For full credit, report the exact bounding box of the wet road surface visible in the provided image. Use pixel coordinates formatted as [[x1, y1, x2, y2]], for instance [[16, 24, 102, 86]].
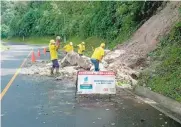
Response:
[[1, 44, 181, 127]]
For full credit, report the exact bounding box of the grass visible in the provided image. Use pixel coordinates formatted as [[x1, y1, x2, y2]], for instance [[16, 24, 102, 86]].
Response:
[[2, 36, 54, 45], [138, 21, 181, 102], [117, 81, 130, 86], [0, 43, 9, 51]]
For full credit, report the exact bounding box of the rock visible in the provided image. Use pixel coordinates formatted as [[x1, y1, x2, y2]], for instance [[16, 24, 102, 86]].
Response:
[[73, 66, 81, 70], [77, 56, 92, 70], [61, 52, 91, 70], [104, 50, 125, 64], [66, 52, 79, 65], [111, 123, 115, 126], [35, 72, 39, 74], [46, 63, 52, 66], [140, 119, 146, 122], [104, 49, 111, 55], [56, 76, 63, 80], [102, 60, 108, 68], [61, 56, 71, 67], [131, 79, 137, 86]]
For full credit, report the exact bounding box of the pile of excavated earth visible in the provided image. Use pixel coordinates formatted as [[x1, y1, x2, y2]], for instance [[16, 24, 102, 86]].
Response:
[[21, 2, 180, 88]]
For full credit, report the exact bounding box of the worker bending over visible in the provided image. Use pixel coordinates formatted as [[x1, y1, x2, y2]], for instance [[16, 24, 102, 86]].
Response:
[[49, 40, 60, 75], [77, 42, 85, 56], [91, 43, 105, 71], [63, 42, 74, 54]]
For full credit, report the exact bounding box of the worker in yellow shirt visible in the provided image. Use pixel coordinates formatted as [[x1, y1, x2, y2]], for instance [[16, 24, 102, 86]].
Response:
[[77, 42, 85, 56], [63, 42, 74, 54], [91, 43, 105, 71], [49, 39, 60, 75]]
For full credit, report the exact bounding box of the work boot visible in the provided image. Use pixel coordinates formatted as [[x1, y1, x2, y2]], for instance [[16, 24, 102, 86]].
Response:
[[50, 68, 54, 75]]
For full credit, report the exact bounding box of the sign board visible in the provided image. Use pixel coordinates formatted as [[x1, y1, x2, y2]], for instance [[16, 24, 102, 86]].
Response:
[[77, 71, 116, 94]]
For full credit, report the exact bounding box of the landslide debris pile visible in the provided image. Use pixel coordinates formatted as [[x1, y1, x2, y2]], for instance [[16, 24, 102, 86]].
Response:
[[21, 2, 180, 87], [21, 52, 108, 82], [104, 2, 180, 85]]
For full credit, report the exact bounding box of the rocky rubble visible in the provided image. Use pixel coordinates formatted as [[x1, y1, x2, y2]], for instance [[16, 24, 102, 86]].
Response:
[[21, 50, 139, 87], [102, 2, 180, 86], [61, 52, 92, 70], [20, 52, 93, 82]]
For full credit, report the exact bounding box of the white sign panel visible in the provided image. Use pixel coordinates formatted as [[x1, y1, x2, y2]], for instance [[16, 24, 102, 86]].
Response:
[[77, 71, 116, 94]]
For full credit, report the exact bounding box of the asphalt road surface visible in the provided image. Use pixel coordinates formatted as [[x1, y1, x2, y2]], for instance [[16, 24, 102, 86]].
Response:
[[1, 44, 181, 127]]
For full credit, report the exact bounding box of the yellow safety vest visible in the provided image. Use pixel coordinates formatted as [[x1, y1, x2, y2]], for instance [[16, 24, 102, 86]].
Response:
[[49, 43, 58, 60], [91, 47, 104, 61]]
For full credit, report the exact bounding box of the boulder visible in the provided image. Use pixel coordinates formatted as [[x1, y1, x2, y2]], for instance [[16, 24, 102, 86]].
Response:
[[77, 56, 92, 70], [66, 52, 79, 65], [61, 56, 71, 67], [61, 52, 91, 70]]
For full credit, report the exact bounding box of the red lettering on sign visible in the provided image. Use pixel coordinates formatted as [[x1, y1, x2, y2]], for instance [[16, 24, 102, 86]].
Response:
[[103, 88, 108, 91], [78, 71, 115, 75]]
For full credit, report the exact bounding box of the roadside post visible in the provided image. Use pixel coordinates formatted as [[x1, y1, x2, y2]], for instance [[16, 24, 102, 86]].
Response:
[[76, 71, 116, 97]]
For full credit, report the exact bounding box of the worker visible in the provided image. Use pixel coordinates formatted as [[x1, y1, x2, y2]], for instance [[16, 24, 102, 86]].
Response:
[[77, 42, 85, 56], [91, 43, 105, 71], [63, 42, 74, 54], [49, 39, 60, 75], [55, 36, 61, 51]]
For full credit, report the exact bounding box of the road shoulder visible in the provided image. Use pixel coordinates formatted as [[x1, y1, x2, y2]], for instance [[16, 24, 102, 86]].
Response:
[[116, 86, 181, 124]]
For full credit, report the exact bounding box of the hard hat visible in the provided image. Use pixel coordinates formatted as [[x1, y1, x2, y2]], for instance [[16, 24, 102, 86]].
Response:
[[69, 42, 73, 45], [100, 43, 105, 48], [56, 36, 61, 40], [82, 42, 85, 45], [50, 39, 55, 44]]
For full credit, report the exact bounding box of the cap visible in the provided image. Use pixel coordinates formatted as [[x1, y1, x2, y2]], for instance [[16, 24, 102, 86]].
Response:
[[100, 43, 105, 48], [50, 39, 55, 44]]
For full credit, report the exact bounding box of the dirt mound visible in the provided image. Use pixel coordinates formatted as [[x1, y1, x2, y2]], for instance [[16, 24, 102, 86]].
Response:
[[105, 2, 181, 85]]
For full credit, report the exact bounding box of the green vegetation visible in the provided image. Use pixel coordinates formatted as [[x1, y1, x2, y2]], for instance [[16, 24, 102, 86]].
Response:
[[117, 80, 130, 86], [67, 36, 105, 56], [0, 43, 9, 51], [1, 1, 163, 48], [2, 36, 53, 45], [138, 21, 181, 102]]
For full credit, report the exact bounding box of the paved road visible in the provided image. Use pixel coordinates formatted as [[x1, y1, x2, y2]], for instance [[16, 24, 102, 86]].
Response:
[[1, 44, 181, 127]]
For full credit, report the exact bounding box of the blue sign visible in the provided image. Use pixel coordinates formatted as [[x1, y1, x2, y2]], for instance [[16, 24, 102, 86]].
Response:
[[80, 84, 92, 89]]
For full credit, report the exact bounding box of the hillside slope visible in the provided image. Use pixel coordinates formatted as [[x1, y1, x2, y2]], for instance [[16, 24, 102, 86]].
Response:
[[104, 2, 181, 85]]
